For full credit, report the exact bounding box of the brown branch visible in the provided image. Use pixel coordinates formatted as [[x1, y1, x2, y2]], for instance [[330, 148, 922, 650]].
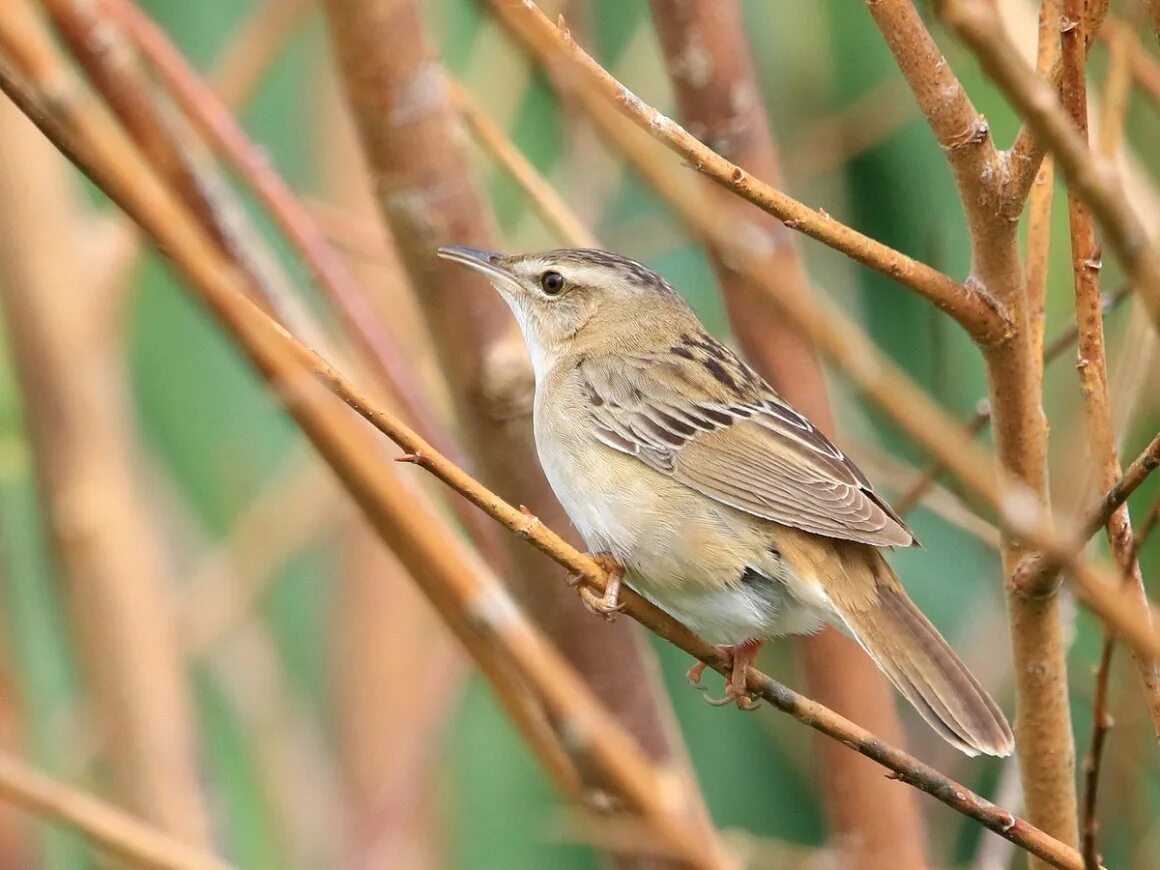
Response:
[[449, 78, 597, 248], [0, 58, 1091, 870], [1061, 0, 1160, 735], [491, 2, 1009, 346], [318, 0, 716, 848], [1068, 9, 1158, 860], [1080, 642, 1114, 870], [209, 0, 313, 108], [942, 0, 1160, 338], [648, 2, 927, 866], [0, 751, 226, 870]]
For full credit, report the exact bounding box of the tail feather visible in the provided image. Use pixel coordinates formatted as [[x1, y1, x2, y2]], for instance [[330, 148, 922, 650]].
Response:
[[832, 556, 1014, 758]]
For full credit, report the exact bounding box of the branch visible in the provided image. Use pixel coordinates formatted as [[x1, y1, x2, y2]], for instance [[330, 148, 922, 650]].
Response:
[[0, 751, 226, 870], [492, 1, 1009, 345], [209, 0, 312, 108], [449, 78, 597, 248], [941, 0, 1160, 339], [0, 59, 1090, 870]]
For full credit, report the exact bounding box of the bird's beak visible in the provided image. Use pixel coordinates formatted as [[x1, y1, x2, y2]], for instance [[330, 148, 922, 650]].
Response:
[[436, 245, 516, 288]]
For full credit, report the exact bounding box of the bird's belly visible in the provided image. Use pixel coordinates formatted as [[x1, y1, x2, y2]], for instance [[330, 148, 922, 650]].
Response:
[[537, 435, 824, 644]]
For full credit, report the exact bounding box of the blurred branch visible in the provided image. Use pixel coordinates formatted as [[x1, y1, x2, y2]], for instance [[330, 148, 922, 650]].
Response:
[[0, 20, 210, 844], [40, 0, 310, 334], [784, 78, 917, 180], [209, 0, 313, 108], [648, 2, 927, 866], [491, 3, 1009, 346], [450, 78, 597, 248], [488, 0, 1160, 665], [0, 752, 226, 870], [0, 54, 1093, 868]]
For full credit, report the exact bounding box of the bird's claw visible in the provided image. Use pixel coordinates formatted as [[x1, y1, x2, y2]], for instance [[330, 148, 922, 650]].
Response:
[[570, 552, 626, 622], [704, 689, 761, 711], [577, 583, 625, 621], [685, 661, 708, 690]]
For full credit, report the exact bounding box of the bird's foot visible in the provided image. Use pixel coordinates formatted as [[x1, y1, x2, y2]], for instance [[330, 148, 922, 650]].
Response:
[[688, 639, 764, 711], [567, 552, 626, 621]]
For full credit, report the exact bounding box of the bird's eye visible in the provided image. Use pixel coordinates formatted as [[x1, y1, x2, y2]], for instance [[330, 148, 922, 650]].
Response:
[[540, 271, 565, 295]]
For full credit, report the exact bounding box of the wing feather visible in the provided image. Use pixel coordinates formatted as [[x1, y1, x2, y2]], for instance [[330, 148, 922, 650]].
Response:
[[581, 352, 915, 548]]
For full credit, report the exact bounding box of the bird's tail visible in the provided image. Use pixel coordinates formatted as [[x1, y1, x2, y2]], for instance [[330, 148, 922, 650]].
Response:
[[829, 550, 1014, 757]]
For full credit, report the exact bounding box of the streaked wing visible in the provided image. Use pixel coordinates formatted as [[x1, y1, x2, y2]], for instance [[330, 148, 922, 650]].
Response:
[[579, 346, 916, 548]]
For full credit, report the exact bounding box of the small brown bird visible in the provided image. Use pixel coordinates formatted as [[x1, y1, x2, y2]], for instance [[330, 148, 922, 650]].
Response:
[[438, 245, 1013, 758]]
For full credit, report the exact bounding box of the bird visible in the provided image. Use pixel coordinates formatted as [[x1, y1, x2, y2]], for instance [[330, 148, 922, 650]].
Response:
[[437, 244, 1014, 758]]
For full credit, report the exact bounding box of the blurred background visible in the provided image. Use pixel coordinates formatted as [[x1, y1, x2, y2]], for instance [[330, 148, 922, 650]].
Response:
[[0, 0, 1159, 867]]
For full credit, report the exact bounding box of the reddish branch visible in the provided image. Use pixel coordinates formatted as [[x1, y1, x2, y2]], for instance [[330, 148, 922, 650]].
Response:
[[648, 2, 927, 866]]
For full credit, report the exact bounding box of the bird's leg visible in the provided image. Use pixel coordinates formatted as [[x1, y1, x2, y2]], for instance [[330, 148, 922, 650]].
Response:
[[693, 639, 764, 711], [567, 552, 626, 621]]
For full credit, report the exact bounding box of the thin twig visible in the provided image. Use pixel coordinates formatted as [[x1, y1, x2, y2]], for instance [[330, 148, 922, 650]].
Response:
[[1080, 641, 1114, 870], [209, 0, 313, 107], [0, 60, 1088, 869], [450, 78, 597, 248]]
